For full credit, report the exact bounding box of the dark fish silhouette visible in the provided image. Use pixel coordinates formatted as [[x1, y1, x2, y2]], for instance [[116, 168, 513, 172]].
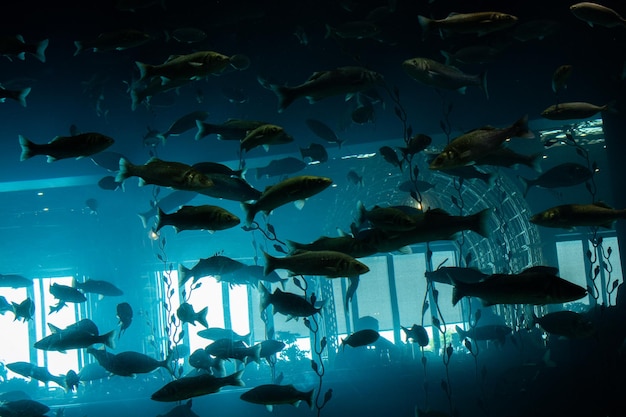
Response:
[[116, 302, 133, 338]]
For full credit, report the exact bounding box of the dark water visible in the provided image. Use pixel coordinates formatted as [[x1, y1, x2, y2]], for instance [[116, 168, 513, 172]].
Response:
[[1, 1, 626, 417]]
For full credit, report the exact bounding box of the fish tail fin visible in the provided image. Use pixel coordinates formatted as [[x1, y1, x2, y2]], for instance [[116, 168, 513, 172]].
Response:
[[454, 325, 467, 339], [135, 61, 152, 81], [155, 207, 165, 232], [52, 374, 67, 389], [304, 389, 315, 409], [356, 200, 367, 225], [102, 329, 117, 349], [34, 38, 49, 63], [195, 119, 213, 140], [417, 15, 432, 38], [270, 84, 295, 113], [73, 40, 83, 56], [115, 157, 132, 183], [137, 211, 150, 228], [324, 24, 333, 39], [19, 135, 35, 161], [528, 153, 543, 173], [451, 279, 467, 306], [178, 265, 192, 287], [16, 87, 31, 107], [228, 369, 246, 387], [197, 306, 209, 328], [259, 282, 271, 311], [262, 251, 276, 276], [515, 114, 535, 139], [241, 202, 257, 226], [470, 208, 491, 238], [248, 343, 262, 364], [518, 175, 530, 198], [479, 70, 489, 100], [130, 88, 142, 111]]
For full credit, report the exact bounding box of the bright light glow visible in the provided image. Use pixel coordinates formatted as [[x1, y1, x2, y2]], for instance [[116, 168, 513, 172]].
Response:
[[37, 192, 44, 196], [185, 276, 224, 352], [229, 285, 250, 338], [43, 208, 49, 212], [0, 288, 30, 366], [149, 229, 159, 240], [340, 152, 376, 160]]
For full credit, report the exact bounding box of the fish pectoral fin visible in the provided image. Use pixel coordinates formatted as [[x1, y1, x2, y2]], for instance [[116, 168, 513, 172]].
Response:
[[294, 200, 305, 210], [265, 405, 273, 412]]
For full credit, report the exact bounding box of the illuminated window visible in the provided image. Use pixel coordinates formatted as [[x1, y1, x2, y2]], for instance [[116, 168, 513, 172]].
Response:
[[0, 287, 30, 365], [556, 240, 589, 305]]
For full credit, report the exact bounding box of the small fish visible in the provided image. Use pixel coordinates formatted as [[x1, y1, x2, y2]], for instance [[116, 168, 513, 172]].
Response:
[[116, 157, 214, 191], [85, 198, 98, 214], [540, 101, 609, 120], [379, 146, 403, 171], [205, 339, 261, 364], [552, 65, 573, 93], [403, 57, 488, 98], [89, 350, 170, 377], [0, 296, 12, 314], [305, 118, 344, 147], [178, 254, 246, 287], [240, 124, 293, 152], [157, 400, 201, 417], [151, 370, 244, 402], [255, 157, 307, 179], [176, 302, 208, 328], [189, 349, 224, 374], [74, 278, 123, 297], [259, 283, 323, 319], [242, 175, 333, 225], [455, 324, 512, 344], [12, 297, 35, 322], [49, 283, 86, 304], [294, 26, 309, 45], [263, 250, 370, 278], [418, 11, 518, 38], [116, 302, 133, 338], [530, 310, 595, 339], [196, 174, 262, 202], [0, 274, 32, 288], [260, 66, 383, 112], [161, 111, 210, 140], [341, 329, 380, 350], [240, 384, 314, 412], [155, 205, 240, 233], [530, 202, 626, 230], [401, 324, 429, 346], [195, 118, 268, 141], [19, 133, 114, 162], [74, 29, 151, 55], [519, 162, 592, 197], [0, 35, 49, 62], [346, 169, 364, 186], [570, 2, 626, 28], [351, 102, 375, 124], [259, 340, 286, 361], [399, 134, 432, 159], [0, 85, 31, 107], [300, 143, 328, 163]]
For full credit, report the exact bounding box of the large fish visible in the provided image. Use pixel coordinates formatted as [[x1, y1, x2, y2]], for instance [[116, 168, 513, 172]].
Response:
[[155, 205, 240, 233], [197, 327, 251, 343], [0, 399, 50, 417], [451, 266, 587, 306], [136, 51, 249, 82], [178, 254, 246, 287], [240, 124, 293, 152], [195, 118, 268, 141], [34, 318, 116, 352], [428, 116, 534, 170], [305, 119, 345, 147], [403, 57, 488, 98], [286, 235, 378, 259], [418, 12, 518, 38], [240, 384, 314, 412], [519, 162, 592, 197], [74, 278, 123, 297], [530, 310, 595, 339], [194, 174, 261, 203], [242, 175, 332, 225], [0, 274, 32, 288], [87, 349, 171, 377], [259, 283, 322, 319], [530, 202, 626, 230], [49, 283, 86, 303], [260, 66, 383, 112], [570, 2, 626, 28], [74, 29, 152, 55], [19, 133, 114, 162], [425, 266, 490, 285], [156, 399, 200, 417], [161, 111, 210, 140], [116, 157, 214, 191], [6, 362, 66, 388], [263, 250, 370, 278], [151, 370, 244, 402], [541, 101, 609, 120]]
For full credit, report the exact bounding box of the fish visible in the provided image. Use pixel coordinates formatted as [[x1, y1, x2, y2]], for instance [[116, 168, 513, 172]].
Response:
[[347, 169, 364, 186], [474, 148, 542, 172], [540, 102, 609, 120], [88, 349, 171, 377], [137, 190, 196, 228], [300, 143, 329, 163], [240, 124, 294, 152], [403, 57, 488, 98], [401, 324, 429, 346], [351, 102, 376, 124], [529, 202, 626, 230], [12, 297, 34, 321], [259, 283, 323, 319], [570, 2, 626, 28], [286, 235, 378, 259], [0, 274, 32, 288], [191, 161, 245, 178], [19, 133, 114, 162], [530, 310, 595, 339], [425, 266, 490, 285], [0, 35, 49, 62], [255, 157, 307, 179], [176, 302, 208, 327], [78, 362, 110, 381], [440, 45, 502, 66], [151, 370, 244, 402], [399, 134, 432, 159], [0, 85, 31, 107], [6, 362, 67, 388], [195, 174, 261, 202], [263, 249, 370, 278], [116, 302, 133, 338], [189, 349, 224, 374], [305, 119, 345, 147], [417, 12, 518, 38], [197, 327, 251, 344], [0, 295, 12, 314], [49, 283, 86, 304], [161, 111, 210, 140], [73, 278, 123, 297], [428, 115, 534, 170], [136, 51, 249, 83], [205, 338, 262, 364], [518, 162, 592, 197], [341, 329, 380, 350], [116, 157, 214, 191], [99, 175, 125, 191], [178, 254, 246, 287], [455, 324, 512, 344], [169, 27, 208, 43], [357, 201, 419, 231], [260, 66, 383, 112], [195, 118, 268, 141], [451, 266, 588, 306], [379, 146, 403, 170], [240, 384, 314, 412], [241, 175, 333, 225], [552, 65, 573, 93], [155, 205, 240, 233], [129, 77, 190, 111], [259, 340, 286, 360], [74, 29, 151, 55], [157, 399, 200, 417], [0, 399, 50, 417], [34, 320, 116, 352], [433, 164, 496, 186]]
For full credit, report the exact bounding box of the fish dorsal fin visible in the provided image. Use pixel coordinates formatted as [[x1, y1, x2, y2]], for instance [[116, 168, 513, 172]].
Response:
[[294, 200, 305, 210], [49, 136, 64, 144], [593, 201, 613, 209], [520, 266, 558, 276], [165, 55, 182, 63], [48, 323, 62, 333]]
